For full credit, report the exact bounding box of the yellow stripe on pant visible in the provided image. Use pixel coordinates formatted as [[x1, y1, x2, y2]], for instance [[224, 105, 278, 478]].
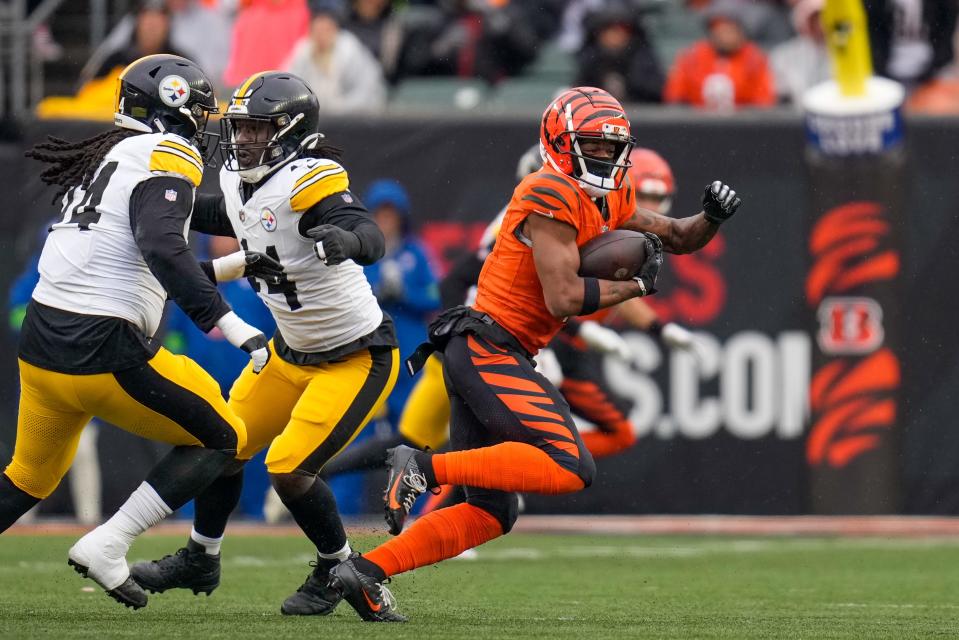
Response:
[[398, 354, 452, 451], [7, 349, 245, 499], [228, 340, 399, 475]]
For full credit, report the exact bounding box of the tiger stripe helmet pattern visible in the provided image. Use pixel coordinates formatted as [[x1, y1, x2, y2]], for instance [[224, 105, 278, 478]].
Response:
[[540, 87, 635, 197]]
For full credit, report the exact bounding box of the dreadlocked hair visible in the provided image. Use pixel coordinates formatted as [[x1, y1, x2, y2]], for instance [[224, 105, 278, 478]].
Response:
[[25, 129, 142, 204], [302, 139, 343, 163]]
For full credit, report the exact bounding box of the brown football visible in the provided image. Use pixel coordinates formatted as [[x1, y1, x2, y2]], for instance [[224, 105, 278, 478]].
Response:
[[578, 230, 648, 281]]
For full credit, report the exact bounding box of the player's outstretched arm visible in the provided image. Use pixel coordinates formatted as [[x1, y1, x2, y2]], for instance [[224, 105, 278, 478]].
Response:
[[622, 181, 742, 254], [526, 213, 661, 319]]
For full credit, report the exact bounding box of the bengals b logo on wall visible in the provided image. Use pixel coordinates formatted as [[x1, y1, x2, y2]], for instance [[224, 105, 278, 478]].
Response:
[[806, 201, 900, 469], [817, 297, 884, 355]]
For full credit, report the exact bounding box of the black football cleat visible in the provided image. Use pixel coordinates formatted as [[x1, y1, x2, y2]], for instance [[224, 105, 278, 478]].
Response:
[[130, 540, 220, 596], [281, 557, 343, 615], [328, 555, 407, 622], [384, 445, 430, 535]]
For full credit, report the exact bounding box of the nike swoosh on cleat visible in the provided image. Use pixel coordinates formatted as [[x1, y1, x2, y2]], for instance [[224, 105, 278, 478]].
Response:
[[387, 476, 402, 510], [361, 589, 382, 612]]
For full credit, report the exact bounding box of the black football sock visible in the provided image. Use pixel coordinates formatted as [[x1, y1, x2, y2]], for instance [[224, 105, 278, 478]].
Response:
[[0, 474, 40, 533], [320, 432, 410, 478], [276, 475, 349, 560], [413, 450, 438, 488], [145, 445, 233, 512], [193, 464, 244, 540]]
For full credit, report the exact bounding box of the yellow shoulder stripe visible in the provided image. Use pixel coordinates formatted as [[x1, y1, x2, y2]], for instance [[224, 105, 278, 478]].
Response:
[[290, 168, 350, 212], [150, 148, 203, 187], [158, 140, 202, 166], [293, 162, 343, 191]]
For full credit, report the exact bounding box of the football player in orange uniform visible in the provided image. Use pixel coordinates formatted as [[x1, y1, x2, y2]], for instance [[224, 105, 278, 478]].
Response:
[[319, 148, 697, 507], [328, 87, 742, 621], [553, 146, 701, 458]]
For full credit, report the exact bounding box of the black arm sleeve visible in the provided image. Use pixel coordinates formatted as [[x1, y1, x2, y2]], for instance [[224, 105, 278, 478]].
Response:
[[297, 191, 385, 265], [199, 260, 217, 285], [190, 192, 235, 237], [130, 177, 231, 332], [439, 252, 484, 309]]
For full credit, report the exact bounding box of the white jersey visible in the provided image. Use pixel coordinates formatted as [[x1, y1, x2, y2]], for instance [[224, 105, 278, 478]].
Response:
[[32, 132, 205, 337], [219, 158, 382, 353]]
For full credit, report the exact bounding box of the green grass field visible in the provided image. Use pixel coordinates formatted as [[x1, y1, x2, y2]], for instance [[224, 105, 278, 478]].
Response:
[[1, 532, 958, 639]]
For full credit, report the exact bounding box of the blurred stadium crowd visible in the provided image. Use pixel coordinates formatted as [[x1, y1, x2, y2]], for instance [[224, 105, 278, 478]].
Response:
[[28, 0, 959, 117]]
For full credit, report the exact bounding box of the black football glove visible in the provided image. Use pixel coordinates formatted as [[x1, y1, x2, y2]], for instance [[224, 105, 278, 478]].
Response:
[[307, 224, 361, 266], [242, 251, 284, 284], [702, 181, 742, 225], [633, 232, 663, 296]]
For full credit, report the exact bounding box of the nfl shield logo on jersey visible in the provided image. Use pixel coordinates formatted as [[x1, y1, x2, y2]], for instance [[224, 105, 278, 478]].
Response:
[[261, 208, 277, 231], [164, 189, 178, 202]]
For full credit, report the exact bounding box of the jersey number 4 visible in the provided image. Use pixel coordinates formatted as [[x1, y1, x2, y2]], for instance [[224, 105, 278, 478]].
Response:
[[240, 240, 302, 311], [58, 161, 119, 230]]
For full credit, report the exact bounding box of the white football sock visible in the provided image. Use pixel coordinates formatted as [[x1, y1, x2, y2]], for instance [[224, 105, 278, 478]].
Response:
[[100, 482, 172, 548], [317, 541, 352, 563], [190, 528, 224, 556]]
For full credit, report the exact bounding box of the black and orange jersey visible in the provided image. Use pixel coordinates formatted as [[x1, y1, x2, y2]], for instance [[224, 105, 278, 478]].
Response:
[[474, 166, 635, 354]]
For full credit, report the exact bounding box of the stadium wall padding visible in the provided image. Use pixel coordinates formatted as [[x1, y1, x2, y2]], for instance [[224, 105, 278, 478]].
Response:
[[1, 114, 958, 515]]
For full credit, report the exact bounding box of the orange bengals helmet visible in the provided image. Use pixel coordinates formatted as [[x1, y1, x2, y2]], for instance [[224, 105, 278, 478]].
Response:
[[628, 148, 675, 214], [540, 86, 635, 197]]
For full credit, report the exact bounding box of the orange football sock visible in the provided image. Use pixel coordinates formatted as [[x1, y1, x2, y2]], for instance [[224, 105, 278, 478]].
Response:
[[432, 442, 585, 494], [364, 503, 503, 577], [580, 424, 636, 459]]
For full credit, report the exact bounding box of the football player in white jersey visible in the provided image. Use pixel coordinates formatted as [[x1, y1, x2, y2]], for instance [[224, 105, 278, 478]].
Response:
[[131, 71, 401, 618], [0, 55, 282, 609]]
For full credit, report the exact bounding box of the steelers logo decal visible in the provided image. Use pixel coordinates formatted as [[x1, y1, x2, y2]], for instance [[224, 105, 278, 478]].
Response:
[[159, 75, 191, 108], [261, 208, 277, 232]]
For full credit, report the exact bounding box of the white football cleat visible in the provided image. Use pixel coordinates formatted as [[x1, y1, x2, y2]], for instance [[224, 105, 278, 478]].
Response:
[[68, 528, 147, 609]]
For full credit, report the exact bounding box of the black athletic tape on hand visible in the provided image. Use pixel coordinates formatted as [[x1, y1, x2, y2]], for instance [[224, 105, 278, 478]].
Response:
[[581, 278, 600, 316]]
